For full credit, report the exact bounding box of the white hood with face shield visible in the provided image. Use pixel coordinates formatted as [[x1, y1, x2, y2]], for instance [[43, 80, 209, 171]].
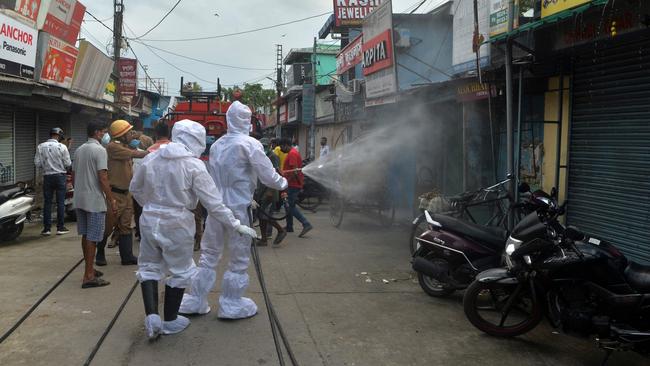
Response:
[[226, 101, 252, 135], [171, 119, 206, 158]]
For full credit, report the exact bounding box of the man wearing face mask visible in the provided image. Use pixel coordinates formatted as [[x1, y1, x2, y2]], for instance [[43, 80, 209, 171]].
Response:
[[130, 119, 258, 339], [180, 101, 288, 319], [95, 120, 149, 266]]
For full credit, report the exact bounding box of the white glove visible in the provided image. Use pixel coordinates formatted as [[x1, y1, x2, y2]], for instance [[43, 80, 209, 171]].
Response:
[[251, 200, 260, 209], [236, 225, 259, 239]]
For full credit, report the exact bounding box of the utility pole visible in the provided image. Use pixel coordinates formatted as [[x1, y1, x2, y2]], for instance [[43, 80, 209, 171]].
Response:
[[309, 36, 317, 160], [275, 44, 283, 139], [113, 0, 124, 105], [505, 0, 514, 230]]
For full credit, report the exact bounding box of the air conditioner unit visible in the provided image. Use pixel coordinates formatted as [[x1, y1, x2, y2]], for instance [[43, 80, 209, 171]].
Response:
[[347, 79, 363, 94]]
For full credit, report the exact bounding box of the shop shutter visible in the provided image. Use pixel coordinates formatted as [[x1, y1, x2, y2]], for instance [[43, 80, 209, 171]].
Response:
[[38, 112, 67, 144], [14, 109, 37, 182], [0, 105, 14, 184], [68, 117, 89, 159], [568, 34, 650, 263]]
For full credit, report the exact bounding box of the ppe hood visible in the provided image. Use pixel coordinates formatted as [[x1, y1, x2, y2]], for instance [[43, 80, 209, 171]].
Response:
[[226, 101, 252, 135], [170, 119, 206, 158]]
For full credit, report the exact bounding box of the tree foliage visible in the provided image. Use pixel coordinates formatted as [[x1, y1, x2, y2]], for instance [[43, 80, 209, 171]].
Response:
[[223, 83, 276, 111]]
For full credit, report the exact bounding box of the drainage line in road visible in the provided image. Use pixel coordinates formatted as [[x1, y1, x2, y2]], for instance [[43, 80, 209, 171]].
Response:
[[0, 257, 84, 345], [83, 280, 139, 366]]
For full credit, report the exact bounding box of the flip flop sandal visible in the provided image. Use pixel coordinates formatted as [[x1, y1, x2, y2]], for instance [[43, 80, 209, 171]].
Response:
[[82, 278, 111, 289]]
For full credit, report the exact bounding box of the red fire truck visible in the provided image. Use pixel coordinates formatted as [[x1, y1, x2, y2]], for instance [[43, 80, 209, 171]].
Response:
[[163, 79, 263, 159]]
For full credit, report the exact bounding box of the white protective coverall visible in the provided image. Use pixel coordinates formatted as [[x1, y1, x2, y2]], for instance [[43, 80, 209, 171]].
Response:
[[131, 120, 249, 289], [180, 101, 288, 319]]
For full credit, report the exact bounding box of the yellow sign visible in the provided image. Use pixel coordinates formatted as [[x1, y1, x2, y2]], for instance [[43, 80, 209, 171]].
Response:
[[541, 0, 591, 18]]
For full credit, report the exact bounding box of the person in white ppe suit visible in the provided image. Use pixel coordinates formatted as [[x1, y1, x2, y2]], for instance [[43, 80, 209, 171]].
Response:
[[130, 119, 258, 339], [180, 101, 288, 319]]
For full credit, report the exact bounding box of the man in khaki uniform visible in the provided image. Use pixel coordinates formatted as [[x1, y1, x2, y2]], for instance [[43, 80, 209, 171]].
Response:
[[96, 120, 149, 266]]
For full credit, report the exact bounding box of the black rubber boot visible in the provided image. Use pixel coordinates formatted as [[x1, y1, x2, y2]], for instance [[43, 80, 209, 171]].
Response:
[[119, 234, 138, 265], [95, 238, 107, 266], [164, 286, 185, 321], [141, 280, 159, 315]]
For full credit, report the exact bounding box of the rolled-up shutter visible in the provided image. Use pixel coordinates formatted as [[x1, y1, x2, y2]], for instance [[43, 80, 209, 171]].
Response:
[[14, 109, 37, 182], [0, 105, 14, 185], [568, 34, 650, 263]]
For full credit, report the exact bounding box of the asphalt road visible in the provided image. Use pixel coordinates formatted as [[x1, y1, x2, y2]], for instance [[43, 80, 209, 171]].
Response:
[[0, 207, 646, 365]]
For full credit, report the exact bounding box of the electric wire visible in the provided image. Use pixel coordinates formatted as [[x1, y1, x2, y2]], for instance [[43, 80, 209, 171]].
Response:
[[126, 43, 165, 94], [132, 12, 331, 42], [0, 258, 85, 345], [135, 41, 217, 85], [132, 0, 183, 39], [130, 40, 274, 71], [84, 10, 113, 33], [83, 280, 139, 366]]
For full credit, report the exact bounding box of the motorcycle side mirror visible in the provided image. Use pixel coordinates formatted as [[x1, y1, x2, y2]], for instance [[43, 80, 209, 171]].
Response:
[[518, 182, 531, 193], [564, 226, 584, 241]]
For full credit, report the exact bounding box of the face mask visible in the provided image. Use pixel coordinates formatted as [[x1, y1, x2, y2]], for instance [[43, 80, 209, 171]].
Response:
[[101, 133, 111, 146], [129, 139, 141, 149]]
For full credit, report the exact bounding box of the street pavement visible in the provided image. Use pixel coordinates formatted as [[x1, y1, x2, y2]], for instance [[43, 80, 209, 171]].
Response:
[[0, 207, 647, 366]]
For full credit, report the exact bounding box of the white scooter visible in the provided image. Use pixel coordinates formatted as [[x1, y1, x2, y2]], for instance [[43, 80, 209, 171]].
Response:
[[0, 182, 35, 242]]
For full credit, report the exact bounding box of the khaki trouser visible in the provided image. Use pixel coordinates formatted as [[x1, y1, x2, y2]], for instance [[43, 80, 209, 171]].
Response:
[[104, 192, 133, 238]]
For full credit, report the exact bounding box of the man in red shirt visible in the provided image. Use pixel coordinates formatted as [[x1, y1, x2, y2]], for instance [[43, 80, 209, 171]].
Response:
[[280, 138, 313, 237]]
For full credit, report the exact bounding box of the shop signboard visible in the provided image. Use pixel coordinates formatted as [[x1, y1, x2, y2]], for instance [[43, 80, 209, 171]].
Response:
[[452, 0, 490, 74], [489, 0, 518, 37], [288, 97, 297, 122], [71, 40, 113, 100], [103, 77, 115, 102], [336, 33, 362, 75], [0, 11, 37, 78], [456, 82, 496, 102], [118, 58, 137, 98], [362, 0, 396, 104], [0, 0, 42, 25], [542, 0, 590, 18], [35, 31, 77, 88], [37, 0, 85, 45], [333, 0, 382, 27]]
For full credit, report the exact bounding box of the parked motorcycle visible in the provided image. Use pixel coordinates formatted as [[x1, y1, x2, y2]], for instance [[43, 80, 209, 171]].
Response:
[[0, 182, 35, 242], [462, 197, 650, 360], [411, 184, 550, 297]]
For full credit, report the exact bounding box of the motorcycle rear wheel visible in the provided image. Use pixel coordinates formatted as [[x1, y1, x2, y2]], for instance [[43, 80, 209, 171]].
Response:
[[1, 222, 24, 242], [417, 272, 455, 297], [463, 280, 542, 337]]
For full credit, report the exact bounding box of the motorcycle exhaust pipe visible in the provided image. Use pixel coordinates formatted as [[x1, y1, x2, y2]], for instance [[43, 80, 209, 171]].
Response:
[[412, 257, 450, 282]]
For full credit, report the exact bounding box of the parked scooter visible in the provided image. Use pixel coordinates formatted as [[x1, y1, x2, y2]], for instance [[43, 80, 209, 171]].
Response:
[[0, 182, 35, 242], [411, 184, 550, 297], [462, 196, 650, 361]]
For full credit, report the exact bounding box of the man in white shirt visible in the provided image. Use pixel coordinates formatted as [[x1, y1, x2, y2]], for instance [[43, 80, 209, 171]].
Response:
[[34, 127, 72, 236], [319, 137, 330, 159]]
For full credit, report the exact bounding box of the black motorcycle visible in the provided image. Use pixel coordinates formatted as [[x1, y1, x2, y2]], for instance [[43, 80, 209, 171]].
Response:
[[462, 197, 650, 361]]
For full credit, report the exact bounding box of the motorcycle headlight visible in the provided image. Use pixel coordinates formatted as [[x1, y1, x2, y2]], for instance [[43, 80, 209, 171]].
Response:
[[505, 237, 523, 269]]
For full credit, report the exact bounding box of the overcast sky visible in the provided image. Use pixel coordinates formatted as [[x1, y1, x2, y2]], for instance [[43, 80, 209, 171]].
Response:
[[81, 0, 449, 96]]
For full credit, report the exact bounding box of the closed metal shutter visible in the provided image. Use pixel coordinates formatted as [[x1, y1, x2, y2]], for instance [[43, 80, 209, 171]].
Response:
[[38, 112, 68, 144], [69, 115, 89, 159], [568, 34, 650, 263], [14, 109, 37, 182], [0, 105, 14, 184]]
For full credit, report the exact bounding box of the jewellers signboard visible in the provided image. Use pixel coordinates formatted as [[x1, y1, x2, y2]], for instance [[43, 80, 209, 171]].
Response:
[[542, 0, 590, 18], [0, 12, 37, 78], [362, 0, 396, 104], [336, 33, 362, 75], [334, 0, 382, 27]]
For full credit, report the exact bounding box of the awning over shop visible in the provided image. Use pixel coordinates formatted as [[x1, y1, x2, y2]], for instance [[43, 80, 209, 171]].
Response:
[[486, 0, 608, 43]]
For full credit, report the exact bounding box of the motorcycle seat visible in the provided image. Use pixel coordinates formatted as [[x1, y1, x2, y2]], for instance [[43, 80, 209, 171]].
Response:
[[624, 261, 650, 293], [432, 213, 507, 249], [0, 187, 23, 206]]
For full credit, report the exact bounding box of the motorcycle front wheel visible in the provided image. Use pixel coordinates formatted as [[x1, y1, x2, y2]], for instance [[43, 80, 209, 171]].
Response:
[[1, 222, 24, 242], [463, 280, 542, 337]]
